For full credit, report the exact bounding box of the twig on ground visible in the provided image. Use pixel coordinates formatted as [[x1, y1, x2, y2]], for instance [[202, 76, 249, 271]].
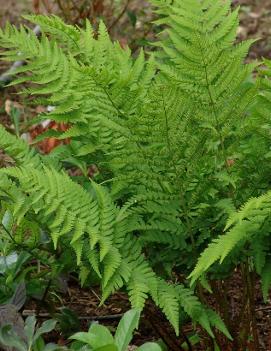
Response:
[[22, 310, 123, 320], [108, 0, 130, 32]]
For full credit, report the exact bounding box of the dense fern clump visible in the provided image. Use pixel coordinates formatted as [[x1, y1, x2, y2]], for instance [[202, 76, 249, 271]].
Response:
[[190, 60, 271, 296], [1, 0, 271, 340]]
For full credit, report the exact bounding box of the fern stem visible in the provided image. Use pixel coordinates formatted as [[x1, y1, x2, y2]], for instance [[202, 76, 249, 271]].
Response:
[[196, 285, 223, 348], [145, 304, 187, 351], [162, 90, 172, 155], [1, 223, 51, 266], [180, 328, 193, 351], [196, 33, 230, 173], [160, 89, 198, 252], [246, 264, 260, 351], [36, 278, 52, 317], [211, 280, 231, 333], [236, 263, 251, 350]]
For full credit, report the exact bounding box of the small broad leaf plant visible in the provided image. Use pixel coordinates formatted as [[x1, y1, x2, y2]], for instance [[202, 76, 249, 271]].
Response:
[[0, 310, 162, 351]]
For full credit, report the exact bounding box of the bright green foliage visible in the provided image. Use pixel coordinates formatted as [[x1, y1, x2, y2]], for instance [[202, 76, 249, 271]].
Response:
[[153, 0, 257, 114], [190, 182, 271, 296], [0, 130, 209, 335], [0, 0, 269, 338], [0, 124, 41, 167], [190, 59, 271, 296]]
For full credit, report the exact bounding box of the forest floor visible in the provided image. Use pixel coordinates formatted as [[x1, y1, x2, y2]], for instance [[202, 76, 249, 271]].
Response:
[[1, 0, 271, 350]]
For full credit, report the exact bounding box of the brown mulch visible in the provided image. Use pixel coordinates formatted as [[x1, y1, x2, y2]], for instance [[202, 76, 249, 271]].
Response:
[[21, 270, 271, 351], [65, 274, 270, 350], [235, 0, 271, 59]]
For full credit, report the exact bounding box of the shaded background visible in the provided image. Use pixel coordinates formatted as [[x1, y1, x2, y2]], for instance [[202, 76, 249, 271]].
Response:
[[0, 0, 271, 58]]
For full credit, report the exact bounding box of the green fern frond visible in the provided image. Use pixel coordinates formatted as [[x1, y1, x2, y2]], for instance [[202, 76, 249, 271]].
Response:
[[24, 14, 81, 51], [1, 166, 101, 251], [190, 192, 271, 284], [101, 259, 132, 303], [127, 261, 154, 310], [150, 279, 180, 335], [0, 163, 187, 332], [151, 0, 257, 134], [91, 182, 116, 261], [102, 246, 122, 287], [0, 125, 41, 167], [175, 285, 203, 321], [0, 23, 40, 61]]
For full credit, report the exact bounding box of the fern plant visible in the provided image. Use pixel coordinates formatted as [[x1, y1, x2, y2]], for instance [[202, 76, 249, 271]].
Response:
[[190, 60, 271, 289], [0, 0, 270, 346], [190, 58, 271, 279]]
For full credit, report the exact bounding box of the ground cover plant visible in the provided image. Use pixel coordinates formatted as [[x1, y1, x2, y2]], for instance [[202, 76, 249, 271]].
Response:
[[1, 0, 271, 349], [0, 309, 162, 351]]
